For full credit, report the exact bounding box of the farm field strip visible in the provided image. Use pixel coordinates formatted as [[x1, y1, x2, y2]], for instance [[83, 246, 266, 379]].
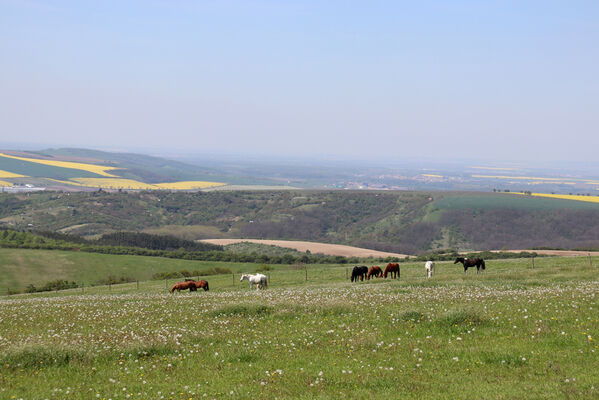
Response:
[[0, 169, 26, 178], [52, 178, 226, 190], [0, 152, 120, 177], [201, 238, 409, 258], [523, 193, 599, 204], [0, 256, 597, 399]]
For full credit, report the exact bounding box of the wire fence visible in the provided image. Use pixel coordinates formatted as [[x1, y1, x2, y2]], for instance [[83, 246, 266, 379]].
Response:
[[2, 255, 597, 298]]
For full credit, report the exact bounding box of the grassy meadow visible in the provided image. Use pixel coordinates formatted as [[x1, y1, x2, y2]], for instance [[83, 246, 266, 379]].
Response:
[[0, 253, 598, 399]]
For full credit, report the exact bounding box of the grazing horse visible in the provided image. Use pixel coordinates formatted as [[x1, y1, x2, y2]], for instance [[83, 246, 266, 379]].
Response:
[[240, 273, 268, 290], [454, 257, 486, 274], [425, 261, 434, 278], [170, 280, 197, 293], [194, 280, 210, 291], [383, 263, 400, 279], [351, 266, 369, 282], [367, 266, 383, 280]]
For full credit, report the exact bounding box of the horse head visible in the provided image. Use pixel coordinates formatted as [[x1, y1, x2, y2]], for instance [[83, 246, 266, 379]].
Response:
[[240, 274, 248, 282], [454, 257, 464, 264]]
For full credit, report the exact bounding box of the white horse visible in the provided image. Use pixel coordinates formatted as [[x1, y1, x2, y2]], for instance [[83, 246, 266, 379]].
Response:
[[425, 261, 434, 278], [240, 273, 268, 290]]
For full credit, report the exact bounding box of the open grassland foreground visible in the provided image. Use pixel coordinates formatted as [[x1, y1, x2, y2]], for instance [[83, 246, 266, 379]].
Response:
[[1, 259, 598, 399]]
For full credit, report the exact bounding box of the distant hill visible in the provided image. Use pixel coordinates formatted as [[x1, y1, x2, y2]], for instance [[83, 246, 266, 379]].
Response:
[[1, 190, 598, 254], [0, 148, 283, 190]]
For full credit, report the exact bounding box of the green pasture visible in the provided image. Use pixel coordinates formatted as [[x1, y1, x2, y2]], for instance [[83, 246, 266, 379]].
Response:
[[0, 251, 598, 399], [432, 192, 599, 211]]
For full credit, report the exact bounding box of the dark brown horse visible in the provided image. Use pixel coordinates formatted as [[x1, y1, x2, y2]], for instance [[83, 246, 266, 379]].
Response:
[[367, 266, 383, 280], [454, 257, 486, 274], [351, 266, 369, 282], [383, 263, 400, 279]]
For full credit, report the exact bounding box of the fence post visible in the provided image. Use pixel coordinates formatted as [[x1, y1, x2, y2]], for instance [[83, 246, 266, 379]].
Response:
[[589, 253, 592, 268], [108, 283, 111, 291], [81, 284, 84, 294], [345, 267, 348, 280], [165, 279, 167, 289], [305, 267, 308, 282], [532, 257, 535, 269], [232, 273, 235, 286], [136, 280, 139, 290], [267, 272, 270, 284]]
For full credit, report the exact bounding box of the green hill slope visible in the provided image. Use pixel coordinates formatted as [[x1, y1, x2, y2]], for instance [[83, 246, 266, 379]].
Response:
[[2, 190, 599, 253]]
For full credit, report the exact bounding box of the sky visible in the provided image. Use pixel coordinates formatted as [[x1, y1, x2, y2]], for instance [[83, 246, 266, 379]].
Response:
[[1, 0, 598, 163]]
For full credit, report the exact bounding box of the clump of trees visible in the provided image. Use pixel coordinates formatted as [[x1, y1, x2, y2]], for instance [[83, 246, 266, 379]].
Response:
[[93, 275, 135, 286], [25, 280, 78, 293], [152, 267, 233, 280]]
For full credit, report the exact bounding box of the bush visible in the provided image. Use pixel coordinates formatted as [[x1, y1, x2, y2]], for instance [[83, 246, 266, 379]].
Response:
[[93, 275, 135, 286]]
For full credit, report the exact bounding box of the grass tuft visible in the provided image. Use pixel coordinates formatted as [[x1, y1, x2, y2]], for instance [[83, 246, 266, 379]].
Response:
[[438, 309, 486, 327], [400, 310, 426, 322], [210, 303, 271, 317], [0, 347, 89, 370]]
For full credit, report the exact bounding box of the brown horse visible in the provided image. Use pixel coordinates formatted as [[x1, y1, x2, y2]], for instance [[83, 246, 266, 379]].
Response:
[[367, 266, 383, 280], [170, 281, 197, 293], [383, 262, 400, 279], [194, 280, 209, 291]]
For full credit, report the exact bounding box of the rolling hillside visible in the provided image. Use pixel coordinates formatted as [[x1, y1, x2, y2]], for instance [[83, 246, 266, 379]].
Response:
[[1, 190, 599, 254], [0, 148, 285, 190]]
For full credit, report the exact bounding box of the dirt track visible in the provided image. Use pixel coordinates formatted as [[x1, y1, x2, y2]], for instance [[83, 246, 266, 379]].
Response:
[[200, 239, 409, 258], [496, 249, 599, 257]]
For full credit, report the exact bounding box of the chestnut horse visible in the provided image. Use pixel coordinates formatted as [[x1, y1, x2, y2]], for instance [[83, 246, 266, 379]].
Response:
[[454, 257, 486, 274], [383, 262, 400, 279], [170, 280, 197, 293], [193, 280, 210, 291], [367, 266, 383, 280]]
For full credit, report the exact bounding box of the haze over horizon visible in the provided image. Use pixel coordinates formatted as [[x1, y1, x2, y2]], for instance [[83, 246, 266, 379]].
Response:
[[2, 1, 598, 163]]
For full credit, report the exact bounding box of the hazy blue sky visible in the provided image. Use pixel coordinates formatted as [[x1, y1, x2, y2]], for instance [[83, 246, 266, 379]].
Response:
[[1, 1, 598, 162]]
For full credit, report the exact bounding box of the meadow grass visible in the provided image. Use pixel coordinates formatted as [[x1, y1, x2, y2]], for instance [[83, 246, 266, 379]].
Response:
[[0, 256, 598, 399]]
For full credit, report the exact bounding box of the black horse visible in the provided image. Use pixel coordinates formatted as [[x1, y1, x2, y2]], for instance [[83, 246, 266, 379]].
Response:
[[351, 266, 369, 282], [454, 257, 486, 274]]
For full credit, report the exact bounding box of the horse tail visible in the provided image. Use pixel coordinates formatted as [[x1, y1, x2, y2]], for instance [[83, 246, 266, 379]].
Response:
[[169, 285, 176, 293]]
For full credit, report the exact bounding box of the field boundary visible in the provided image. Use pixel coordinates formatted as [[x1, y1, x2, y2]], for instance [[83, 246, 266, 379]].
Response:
[[200, 238, 409, 258]]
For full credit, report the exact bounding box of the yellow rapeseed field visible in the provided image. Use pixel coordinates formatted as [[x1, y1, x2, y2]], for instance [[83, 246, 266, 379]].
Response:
[[0, 180, 13, 186], [470, 166, 517, 171], [473, 174, 599, 185], [527, 193, 599, 204], [69, 178, 158, 189], [0, 153, 119, 177], [422, 174, 443, 178], [0, 169, 26, 178], [472, 174, 568, 181], [54, 178, 226, 190], [153, 181, 226, 190]]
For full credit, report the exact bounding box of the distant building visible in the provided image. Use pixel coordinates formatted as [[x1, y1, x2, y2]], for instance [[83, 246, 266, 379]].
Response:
[[0, 185, 46, 193]]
